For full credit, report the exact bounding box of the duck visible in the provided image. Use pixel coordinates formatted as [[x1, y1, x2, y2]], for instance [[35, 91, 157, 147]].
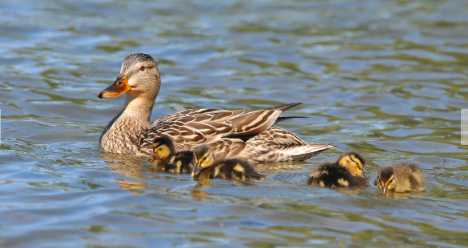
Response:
[[98, 53, 333, 163], [375, 164, 425, 194], [150, 135, 195, 174], [308, 152, 367, 188]]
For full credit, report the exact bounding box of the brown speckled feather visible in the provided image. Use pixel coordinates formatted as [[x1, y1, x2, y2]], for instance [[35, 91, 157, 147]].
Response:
[[138, 103, 333, 163]]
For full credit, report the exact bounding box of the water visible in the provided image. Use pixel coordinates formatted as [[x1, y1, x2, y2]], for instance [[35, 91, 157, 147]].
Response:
[[1, 0, 467, 247]]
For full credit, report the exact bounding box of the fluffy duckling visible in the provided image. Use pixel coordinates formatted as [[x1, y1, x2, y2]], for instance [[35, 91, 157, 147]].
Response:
[[375, 164, 425, 194], [308, 152, 367, 188], [191, 145, 215, 174], [191, 146, 264, 183], [151, 135, 175, 164], [151, 135, 195, 174], [165, 151, 195, 174], [194, 159, 265, 182]]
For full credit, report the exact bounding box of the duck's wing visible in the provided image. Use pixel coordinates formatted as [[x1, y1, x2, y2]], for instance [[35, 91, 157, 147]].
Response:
[[242, 127, 334, 163], [199, 138, 247, 162], [194, 127, 333, 164], [139, 103, 301, 152]]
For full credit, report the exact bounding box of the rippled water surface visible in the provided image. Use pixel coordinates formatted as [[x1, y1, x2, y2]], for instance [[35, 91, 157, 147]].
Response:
[[1, 0, 467, 247]]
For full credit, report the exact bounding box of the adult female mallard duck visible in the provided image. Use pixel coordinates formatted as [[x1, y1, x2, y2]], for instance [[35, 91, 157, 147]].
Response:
[[98, 53, 333, 163]]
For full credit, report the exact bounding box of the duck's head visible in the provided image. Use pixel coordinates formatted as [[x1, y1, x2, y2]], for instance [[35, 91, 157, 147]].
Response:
[[375, 167, 395, 194], [191, 145, 215, 177], [98, 53, 160, 99], [151, 135, 175, 163], [337, 152, 365, 177]]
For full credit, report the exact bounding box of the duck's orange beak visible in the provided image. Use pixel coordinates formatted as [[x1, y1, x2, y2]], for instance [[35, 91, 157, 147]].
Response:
[[98, 76, 130, 99]]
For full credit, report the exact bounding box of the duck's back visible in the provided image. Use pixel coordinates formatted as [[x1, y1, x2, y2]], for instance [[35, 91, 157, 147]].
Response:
[[138, 104, 333, 163], [140, 106, 281, 146]]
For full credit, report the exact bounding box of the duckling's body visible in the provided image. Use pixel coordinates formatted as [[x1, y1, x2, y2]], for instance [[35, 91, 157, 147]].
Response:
[[375, 164, 425, 194], [165, 151, 195, 174], [194, 159, 265, 183], [308, 153, 367, 188], [151, 135, 195, 174]]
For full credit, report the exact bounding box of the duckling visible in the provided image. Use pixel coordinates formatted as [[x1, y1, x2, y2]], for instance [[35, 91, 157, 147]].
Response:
[[151, 135, 175, 165], [191, 145, 215, 174], [194, 159, 265, 183], [151, 135, 195, 174], [191, 146, 264, 183], [165, 151, 195, 174], [308, 152, 367, 188], [375, 164, 425, 194]]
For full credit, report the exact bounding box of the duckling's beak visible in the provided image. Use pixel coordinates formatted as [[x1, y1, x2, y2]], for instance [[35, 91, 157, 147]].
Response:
[[98, 75, 130, 99]]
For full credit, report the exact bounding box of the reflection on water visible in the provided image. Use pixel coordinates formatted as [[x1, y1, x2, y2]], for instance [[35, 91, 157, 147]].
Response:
[[0, 0, 467, 247]]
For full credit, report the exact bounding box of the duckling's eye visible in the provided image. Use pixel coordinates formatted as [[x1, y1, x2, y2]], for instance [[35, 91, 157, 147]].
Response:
[[139, 66, 145, 71]]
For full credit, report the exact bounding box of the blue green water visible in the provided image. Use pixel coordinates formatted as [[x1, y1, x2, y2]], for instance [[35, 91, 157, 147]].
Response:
[[0, 0, 467, 247]]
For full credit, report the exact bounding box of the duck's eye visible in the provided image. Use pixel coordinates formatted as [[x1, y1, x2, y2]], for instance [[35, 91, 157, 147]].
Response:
[[139, 66, 145, 71]]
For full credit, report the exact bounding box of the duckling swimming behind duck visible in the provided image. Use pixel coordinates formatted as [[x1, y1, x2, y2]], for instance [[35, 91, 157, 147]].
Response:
[[164, 151, 195, 174], [151, 135, 195, 174], [191, 145, 264, 183], [193, 159, 265, 183], [375, 164, 425, 194], [151, 135, 175, 163], [308, 152, 367, 188]]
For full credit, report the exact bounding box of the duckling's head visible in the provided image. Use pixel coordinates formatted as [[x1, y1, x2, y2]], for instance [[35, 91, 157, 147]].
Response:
[[375, 167, 395, 194], [151, 135, 175, 162], [337, 152, 365, 177], [191, 145, 215, 177], [98, 53, 160, 99]]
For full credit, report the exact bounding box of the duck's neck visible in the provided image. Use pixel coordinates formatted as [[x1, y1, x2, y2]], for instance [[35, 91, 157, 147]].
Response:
[[100, 93, 156, 154]]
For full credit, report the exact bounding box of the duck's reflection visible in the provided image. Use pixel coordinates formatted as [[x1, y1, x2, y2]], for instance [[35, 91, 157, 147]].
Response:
[[100, 153, 150, 193], [100, 152, 211, 199], [100, 152, 309, 200], [254, 161, 306, 173], [191, 184, 210, 201]]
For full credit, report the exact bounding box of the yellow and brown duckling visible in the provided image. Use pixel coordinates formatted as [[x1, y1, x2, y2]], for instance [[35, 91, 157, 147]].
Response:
[[191, 145, 215, 174], [165, 151, 196, 174], [193, 159, 265, 183], [151, 135, 195, 174], [375, 164, 425, 194], [308, 152, 367, 188], [191, 146, 264, 183]]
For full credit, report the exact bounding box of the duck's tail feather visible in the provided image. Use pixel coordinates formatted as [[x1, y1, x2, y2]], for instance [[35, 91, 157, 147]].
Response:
[[285, 143, 335, 161], [276, 116, 311, 123], [245, 142, 334, 163], [275, 102, 302, 111]]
